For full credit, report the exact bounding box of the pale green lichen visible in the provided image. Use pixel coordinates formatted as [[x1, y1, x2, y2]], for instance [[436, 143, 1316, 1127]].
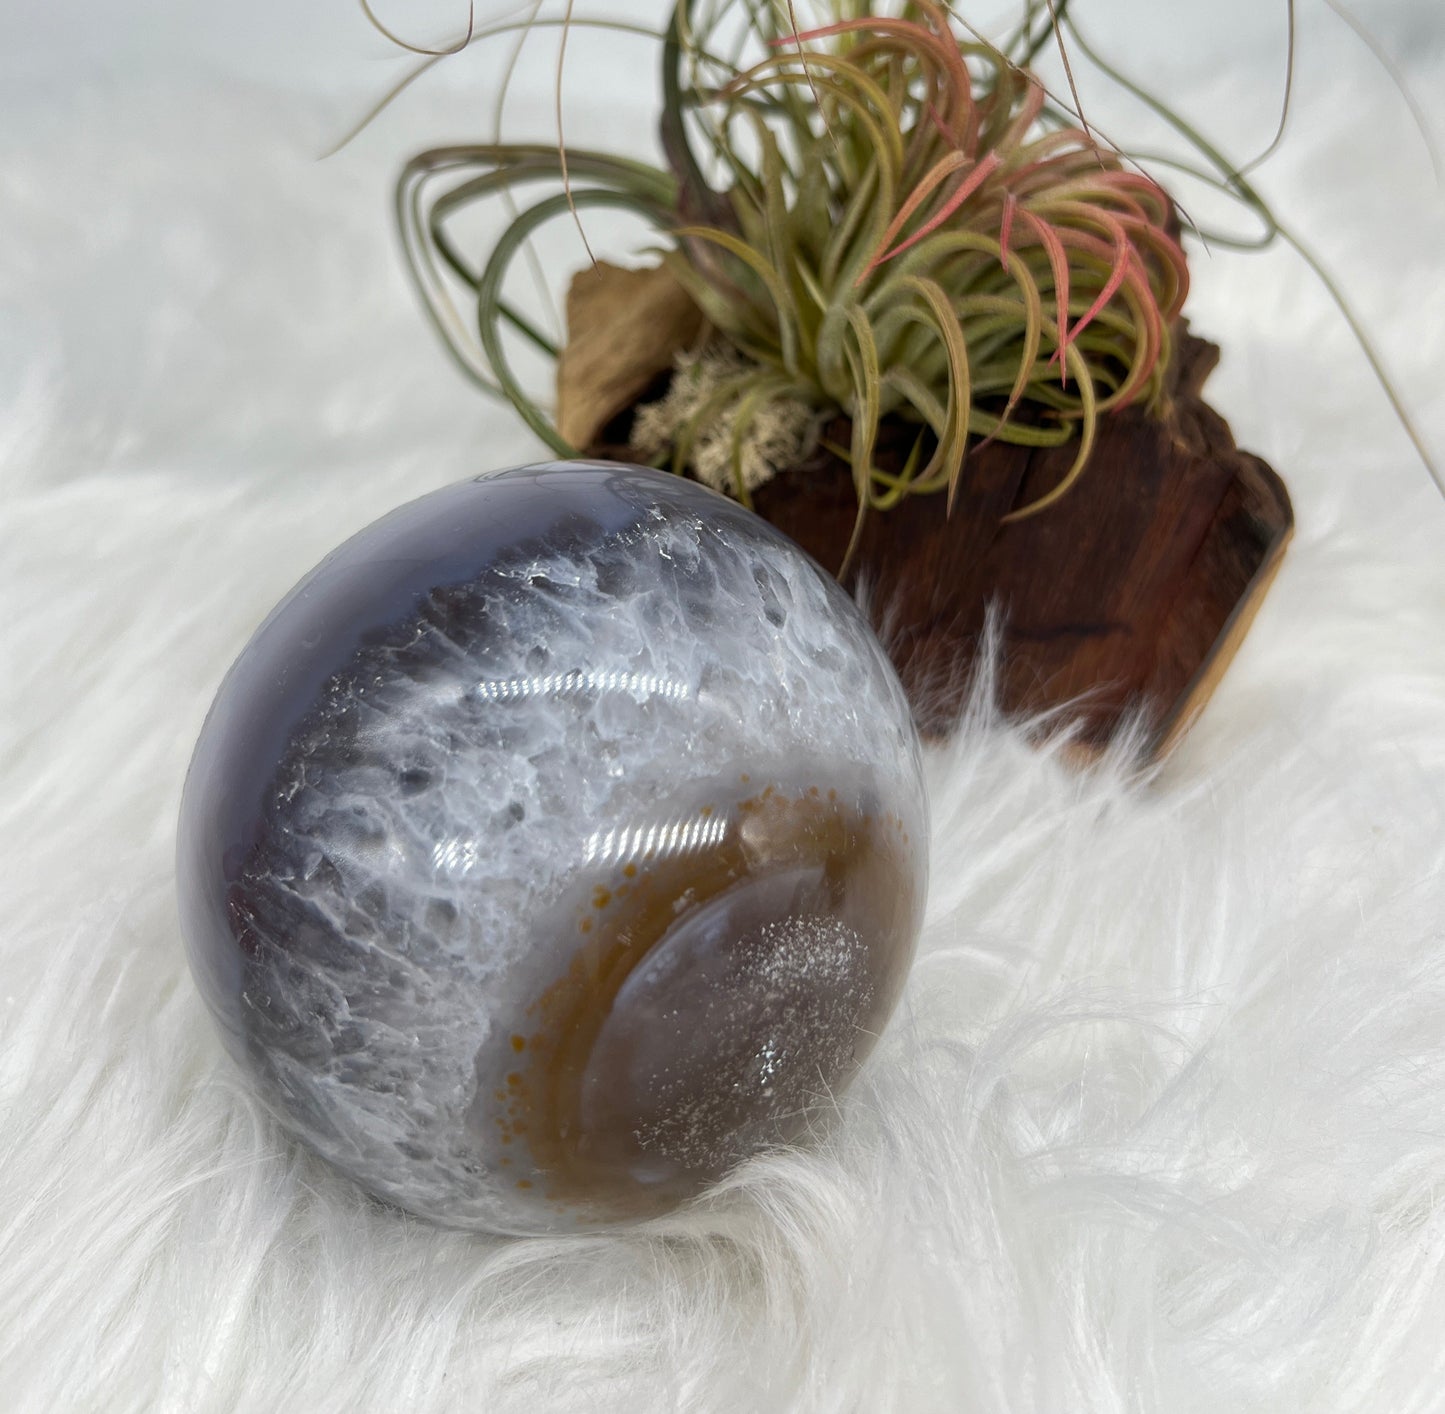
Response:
[[631, 345, 815, 500]]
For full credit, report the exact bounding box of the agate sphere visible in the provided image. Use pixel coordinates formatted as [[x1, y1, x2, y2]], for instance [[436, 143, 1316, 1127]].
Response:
[[177, 462, 928, 1234]]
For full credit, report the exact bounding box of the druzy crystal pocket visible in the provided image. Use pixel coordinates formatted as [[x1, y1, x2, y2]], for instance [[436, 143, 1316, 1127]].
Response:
[[178, 463, 927, 1234]]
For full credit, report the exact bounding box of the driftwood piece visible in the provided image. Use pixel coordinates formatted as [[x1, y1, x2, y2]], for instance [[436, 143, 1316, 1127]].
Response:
[[557, 264, 1293, 756]]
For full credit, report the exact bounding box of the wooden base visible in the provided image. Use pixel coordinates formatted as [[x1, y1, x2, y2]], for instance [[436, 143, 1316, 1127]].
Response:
[[562, 265, 1293, 757]]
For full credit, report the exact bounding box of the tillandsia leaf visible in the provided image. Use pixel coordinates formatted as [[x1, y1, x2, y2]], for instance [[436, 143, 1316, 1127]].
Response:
[[999, 191, 1018, 267], [794, 257, 831, 325], [723, 54, 907, 178], [749, 116, 806, 377], [814, 296, 858, 408], [843, 305, 884, 499], [792, 151, 833, 265], [776, 16, 974, 131], [995, 75, 1048, 156], [862, 228, 1013, 300], [864, 151, 1004, 277], [427, 160, 677, 276], [397, 144, 679, 407], [952, 289, 1043, 439], [837, 334, 875, 574], [882, 366, 948, 445], [827, 164, 896, 296], [671, 229, 800, 382], [412, 145, 677, 207], [892, 274, 972, 508], [1026, 226, 1165, 406], [397, 160, 502, 395], [1013, 209, 1072, 372], [863, 149, 973, 272], [967, 410, 1074, 447], [1044, 176, 1166, 228], [659, 250, 778, 357], [662, 0, 735, 229], [1057, 226, 1131, 356], [863, 433, 930, 510], [476, 187, 673, 454], [1118, 151, 1278, 251], [1003, 339, 1098, 520], [674, 227, 795, 335]]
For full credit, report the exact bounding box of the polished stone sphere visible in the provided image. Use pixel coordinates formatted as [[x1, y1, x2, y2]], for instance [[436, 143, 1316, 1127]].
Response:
[[178, 463, 928, 1234]]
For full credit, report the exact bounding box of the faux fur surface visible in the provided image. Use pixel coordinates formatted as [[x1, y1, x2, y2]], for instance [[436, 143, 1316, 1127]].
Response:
[[3, 3, 1445, 1409]]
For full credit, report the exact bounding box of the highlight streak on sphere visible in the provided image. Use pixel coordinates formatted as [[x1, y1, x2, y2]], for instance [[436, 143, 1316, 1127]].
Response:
[[177, 463, 928, 1235]]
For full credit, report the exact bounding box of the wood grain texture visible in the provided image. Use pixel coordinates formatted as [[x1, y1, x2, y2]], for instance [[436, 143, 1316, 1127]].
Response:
[[752, 394, 1290, 752]]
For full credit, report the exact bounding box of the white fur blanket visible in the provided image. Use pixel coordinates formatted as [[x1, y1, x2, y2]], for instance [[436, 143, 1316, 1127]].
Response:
[[3, 3, 1444, 1409]]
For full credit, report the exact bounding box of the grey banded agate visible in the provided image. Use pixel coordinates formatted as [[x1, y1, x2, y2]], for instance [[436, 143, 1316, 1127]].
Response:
[[177, 462, 927, 1235]]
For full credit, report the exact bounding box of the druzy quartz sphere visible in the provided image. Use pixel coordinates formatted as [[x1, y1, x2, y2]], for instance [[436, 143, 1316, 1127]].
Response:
[[178, 462, 927, 1235]]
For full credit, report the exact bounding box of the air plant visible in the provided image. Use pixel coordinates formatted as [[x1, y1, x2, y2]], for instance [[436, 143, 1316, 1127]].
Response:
[[391, 0, 1438, 550], [397, 1, 1184, 538], [659, 1, 1188, 524]]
